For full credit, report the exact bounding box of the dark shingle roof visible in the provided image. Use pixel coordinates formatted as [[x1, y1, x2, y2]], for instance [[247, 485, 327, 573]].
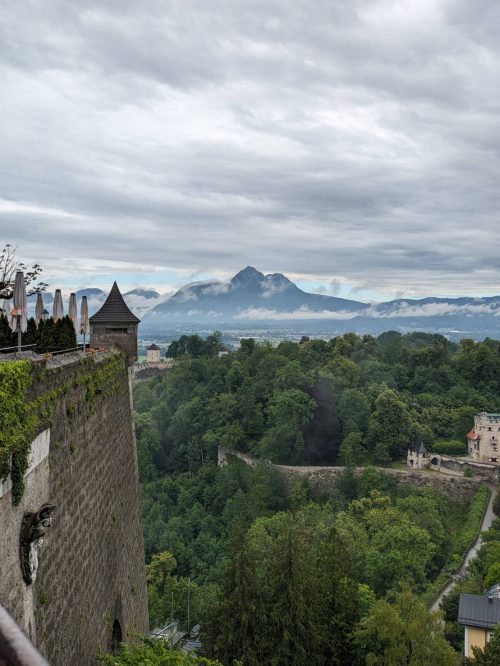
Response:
[[89, 282, 140, 324], [408, 437, 427, 454], [147, 344, 160, 351], [458, 593, 500, 629]]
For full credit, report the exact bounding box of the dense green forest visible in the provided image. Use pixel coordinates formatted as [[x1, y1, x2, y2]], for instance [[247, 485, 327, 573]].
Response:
[[134, 331, 500, 664]]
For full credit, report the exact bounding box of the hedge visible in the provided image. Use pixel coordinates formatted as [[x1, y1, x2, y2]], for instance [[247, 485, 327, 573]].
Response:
[[431, 439, 467, 456]]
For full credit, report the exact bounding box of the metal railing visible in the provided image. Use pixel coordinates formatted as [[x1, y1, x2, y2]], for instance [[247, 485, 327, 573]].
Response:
[[0, 604, 49, 666], [0, 344, 87, 356]]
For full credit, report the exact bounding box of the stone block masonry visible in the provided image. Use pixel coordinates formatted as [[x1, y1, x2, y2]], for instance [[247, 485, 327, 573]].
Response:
[[0, 350, 148, 666]]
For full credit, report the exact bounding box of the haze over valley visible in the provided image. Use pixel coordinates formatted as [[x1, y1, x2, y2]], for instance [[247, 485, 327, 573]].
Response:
[[46, 266, 500, 342]]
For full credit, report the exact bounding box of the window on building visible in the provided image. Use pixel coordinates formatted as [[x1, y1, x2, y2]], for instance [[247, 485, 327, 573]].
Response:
[[106, 328, 128, 334]]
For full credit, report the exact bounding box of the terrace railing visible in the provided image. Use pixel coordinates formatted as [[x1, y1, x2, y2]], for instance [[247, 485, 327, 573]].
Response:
[[0, 604, 49, 666]]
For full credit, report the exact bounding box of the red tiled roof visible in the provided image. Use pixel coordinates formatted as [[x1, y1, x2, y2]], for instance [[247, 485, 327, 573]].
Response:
[[467, 428, 480, 441]]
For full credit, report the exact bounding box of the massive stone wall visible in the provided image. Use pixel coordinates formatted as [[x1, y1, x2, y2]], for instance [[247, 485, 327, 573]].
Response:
[[0, 350, 148, 666], [219, 447, 481, 504], [429, 454, 499, 482]]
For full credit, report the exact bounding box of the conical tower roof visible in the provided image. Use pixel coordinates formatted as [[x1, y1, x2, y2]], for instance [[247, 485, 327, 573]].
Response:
[[89, 282, 140, 324]]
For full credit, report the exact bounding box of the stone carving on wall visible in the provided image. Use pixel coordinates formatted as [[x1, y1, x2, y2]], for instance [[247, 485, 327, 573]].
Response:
[[19, 503, 56, 585]]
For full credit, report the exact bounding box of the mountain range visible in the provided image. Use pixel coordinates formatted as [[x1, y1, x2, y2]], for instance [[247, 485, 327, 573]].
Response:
[[24, 267, 500, 340]]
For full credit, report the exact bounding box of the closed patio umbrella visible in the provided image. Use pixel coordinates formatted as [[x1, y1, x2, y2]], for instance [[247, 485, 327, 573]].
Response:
[[35, 293, 44, 325], [10, 271, 27, 351], [68, 293, 77, 329], [80, 295, 89, 350], [53, 289, 64, 322], [0, 298, 13, 330]]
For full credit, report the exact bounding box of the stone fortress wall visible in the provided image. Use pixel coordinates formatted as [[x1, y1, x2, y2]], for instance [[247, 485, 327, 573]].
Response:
[[218, 446, 482, 504], [0, 349, 148, 666]]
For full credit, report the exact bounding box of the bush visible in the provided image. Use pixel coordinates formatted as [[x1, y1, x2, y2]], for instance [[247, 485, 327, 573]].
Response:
[[431, 440, 467, 456], [484, 562, 500, 590], [451, 486, 490, 556], [493, 492, 500, 517], [98, 639, 223, 665]]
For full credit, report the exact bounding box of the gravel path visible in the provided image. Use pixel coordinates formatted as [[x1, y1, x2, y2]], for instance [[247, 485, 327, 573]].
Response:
[[430, 482, 498, 612]]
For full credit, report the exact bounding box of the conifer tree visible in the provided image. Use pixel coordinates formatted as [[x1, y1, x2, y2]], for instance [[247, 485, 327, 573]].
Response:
[[53, 316, 77, 351], [261, 517, 317, 666], [24, 317, 38, 347], [314, 528, 360, 665], [0, 313, 15, 349], [37, 317, 56, 352], [205, 520, 261, 666]]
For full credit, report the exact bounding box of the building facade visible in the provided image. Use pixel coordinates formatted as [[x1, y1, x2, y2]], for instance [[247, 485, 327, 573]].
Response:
[[146, 344, 161, 364], [459, 586, 500, 659], [406, 438, 430, 469], [467, 413, 500, 463]]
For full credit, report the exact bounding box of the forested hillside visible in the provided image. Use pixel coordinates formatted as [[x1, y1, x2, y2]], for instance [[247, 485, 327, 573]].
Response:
[[134, 331, 500, 664]]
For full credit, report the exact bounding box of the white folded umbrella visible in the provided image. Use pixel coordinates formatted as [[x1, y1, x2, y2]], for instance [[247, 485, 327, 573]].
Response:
[[53, 289, 64, 322], [35, 293, 44, 325], [10, 271, 27, 351], [68, 293, 77, 328]]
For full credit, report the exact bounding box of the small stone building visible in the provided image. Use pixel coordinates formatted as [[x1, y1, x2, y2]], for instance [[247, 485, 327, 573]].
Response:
[[146, 343, 161, 364], [406, 437, 430, 469], [89, 282, 140, 365], [467, 413, 500, 463]]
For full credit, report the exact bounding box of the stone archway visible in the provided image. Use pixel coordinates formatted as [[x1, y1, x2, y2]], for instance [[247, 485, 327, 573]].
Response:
[[409, 459, 414, 467], [431, 457, 439, 466]]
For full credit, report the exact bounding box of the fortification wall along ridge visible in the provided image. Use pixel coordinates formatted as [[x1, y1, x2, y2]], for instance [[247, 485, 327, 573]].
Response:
[[0, 350, 148, 666], [218, 447, 481, 504]]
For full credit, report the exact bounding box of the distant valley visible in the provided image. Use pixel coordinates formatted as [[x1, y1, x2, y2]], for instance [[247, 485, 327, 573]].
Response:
[[31, 267, 500, 340]]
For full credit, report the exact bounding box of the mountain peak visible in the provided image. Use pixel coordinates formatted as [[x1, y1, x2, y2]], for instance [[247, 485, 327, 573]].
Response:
[[266, 272, 293, 286], [124, 288, 160, 299], [231, 266, 265, 287]]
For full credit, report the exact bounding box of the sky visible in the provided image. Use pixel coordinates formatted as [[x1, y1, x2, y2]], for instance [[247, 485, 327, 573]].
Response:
[[1, 0, 499, 302]]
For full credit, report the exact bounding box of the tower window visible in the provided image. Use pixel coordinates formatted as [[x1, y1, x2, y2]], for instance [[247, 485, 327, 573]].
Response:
[[106, 328, 128, 334]]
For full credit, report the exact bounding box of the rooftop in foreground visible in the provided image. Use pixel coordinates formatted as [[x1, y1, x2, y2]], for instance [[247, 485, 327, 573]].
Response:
[[458, 592, 500, 629]]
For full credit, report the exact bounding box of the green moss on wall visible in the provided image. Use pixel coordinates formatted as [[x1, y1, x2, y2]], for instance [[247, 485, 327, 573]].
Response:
[[0, 361, 37, 504], [0, 354, 124, 504]]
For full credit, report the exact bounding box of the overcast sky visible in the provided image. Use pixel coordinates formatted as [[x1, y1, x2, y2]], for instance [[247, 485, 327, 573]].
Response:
[[1, 0, 499, 301]]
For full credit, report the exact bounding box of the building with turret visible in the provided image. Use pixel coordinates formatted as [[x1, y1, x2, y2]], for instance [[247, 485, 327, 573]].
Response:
[[467, 413, 500, 464], [406, 437, 430, 469], [89, 282, 140, 365]]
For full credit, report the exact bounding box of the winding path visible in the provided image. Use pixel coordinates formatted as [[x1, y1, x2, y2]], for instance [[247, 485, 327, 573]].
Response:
[[430, 482, 498, 612]]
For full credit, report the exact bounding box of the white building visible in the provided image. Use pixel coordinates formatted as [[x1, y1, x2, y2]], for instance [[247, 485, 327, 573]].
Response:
[[146, 343, 161, 364], [467, 413, 500, 463]]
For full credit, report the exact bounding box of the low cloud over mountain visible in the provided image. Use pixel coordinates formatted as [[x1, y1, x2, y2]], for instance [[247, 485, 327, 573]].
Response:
[[142, 267, 500, 339], [23, 268, 500, 340]]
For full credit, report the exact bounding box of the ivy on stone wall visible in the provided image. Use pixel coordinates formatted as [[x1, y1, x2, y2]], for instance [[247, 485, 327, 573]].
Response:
[[0, 361, 37, 504], [0, 353, 125, 504]]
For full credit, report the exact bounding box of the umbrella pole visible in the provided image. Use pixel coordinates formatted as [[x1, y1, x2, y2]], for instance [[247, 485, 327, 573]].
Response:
[[17, 315, 21, 353]]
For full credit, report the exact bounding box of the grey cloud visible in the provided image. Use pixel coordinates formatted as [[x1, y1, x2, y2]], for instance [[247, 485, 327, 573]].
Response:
[[1, 0, 500, 297]]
